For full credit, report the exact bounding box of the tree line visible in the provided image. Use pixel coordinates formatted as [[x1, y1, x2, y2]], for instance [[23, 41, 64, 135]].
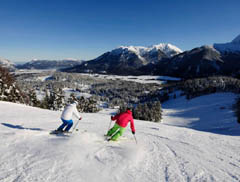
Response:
[[4, 67, 240, 123]]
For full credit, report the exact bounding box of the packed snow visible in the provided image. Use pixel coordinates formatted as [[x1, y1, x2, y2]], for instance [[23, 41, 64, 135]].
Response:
[[1, 93, 240, 181]]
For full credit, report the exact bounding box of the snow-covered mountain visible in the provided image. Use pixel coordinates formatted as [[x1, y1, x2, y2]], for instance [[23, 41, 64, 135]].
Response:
[[62, 35, 240, 78], [151, 43, 183, 57], [1, 92, 240, 181], [152, 45, 224, 78], [16, 59, 84, 70], [62, 43, 182, 75], [145, 40, 240, 78], [112, 43, 182, 60], [107, 43, 182, 65], [94, 43, 182, 66], [0, 57, 15, 71], [214, 34, 240, 53]]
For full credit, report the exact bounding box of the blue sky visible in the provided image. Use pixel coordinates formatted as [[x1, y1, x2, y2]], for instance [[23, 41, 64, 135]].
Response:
[[0, 0, 240, 62]]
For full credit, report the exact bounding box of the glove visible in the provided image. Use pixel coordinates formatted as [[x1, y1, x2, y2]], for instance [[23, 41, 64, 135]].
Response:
[[79, 117, 82, 120], [132, 131, 135, 135]]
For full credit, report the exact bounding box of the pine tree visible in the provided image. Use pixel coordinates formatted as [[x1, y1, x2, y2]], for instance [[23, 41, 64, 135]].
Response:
[[52, 88, 65, 110], [28, 89, 40, 107], [40, 90, 50, 109], [132, 101, 162, 122], [0, 66, 26, 104]]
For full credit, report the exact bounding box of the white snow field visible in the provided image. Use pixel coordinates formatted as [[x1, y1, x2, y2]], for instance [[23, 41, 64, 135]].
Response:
[[1, 93, 240, 182], [82, 73, 181, 85]]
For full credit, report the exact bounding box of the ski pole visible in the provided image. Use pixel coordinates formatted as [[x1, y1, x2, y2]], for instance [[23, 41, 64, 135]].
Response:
[[133, 134, 137, 144], [72, 120, 80, 133], [106, 118, 112, 134]]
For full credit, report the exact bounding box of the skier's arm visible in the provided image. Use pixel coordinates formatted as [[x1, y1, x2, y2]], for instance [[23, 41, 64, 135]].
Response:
[[73, 107, 81, 120], [111, 113, 120, 121], [130, 118, 135, 133]]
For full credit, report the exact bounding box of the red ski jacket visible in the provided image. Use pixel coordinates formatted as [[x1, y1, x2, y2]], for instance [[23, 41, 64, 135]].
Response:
[[112, 110, 135, 132]]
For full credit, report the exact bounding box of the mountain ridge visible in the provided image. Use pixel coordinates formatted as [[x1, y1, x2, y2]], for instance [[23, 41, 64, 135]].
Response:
[[16, 59, 84, 70], [62, 43, 182, 75], [213, 34, 240, 53], [65, 35, 240, 78]]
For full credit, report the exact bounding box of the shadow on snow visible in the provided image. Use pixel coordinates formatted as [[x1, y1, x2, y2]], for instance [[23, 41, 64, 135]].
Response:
[[162, 94, 240, 136], [1, 123, 44, 131]]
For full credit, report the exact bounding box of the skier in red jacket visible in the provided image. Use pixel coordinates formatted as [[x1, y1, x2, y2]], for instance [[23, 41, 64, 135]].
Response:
[[106, 108, 135, 141]]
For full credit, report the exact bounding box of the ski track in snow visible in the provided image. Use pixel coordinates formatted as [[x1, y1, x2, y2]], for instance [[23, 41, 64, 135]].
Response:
[[1, 93, 240, 182]]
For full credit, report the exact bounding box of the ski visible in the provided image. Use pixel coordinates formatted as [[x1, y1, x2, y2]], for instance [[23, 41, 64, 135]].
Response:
[[49, 130, 72, 136], [103, 134, 128, 142]]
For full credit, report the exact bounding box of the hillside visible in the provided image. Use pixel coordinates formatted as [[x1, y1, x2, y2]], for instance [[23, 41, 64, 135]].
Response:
[[0, 93, 240, 181]]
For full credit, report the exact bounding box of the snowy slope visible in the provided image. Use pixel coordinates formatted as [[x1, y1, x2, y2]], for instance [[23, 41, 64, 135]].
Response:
[[1, 93, 240, 182], [163, 93, 240, 134], [82, 73, 181, 85]]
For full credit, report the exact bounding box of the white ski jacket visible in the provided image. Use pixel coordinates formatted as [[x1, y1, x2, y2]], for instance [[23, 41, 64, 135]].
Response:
[[61, 103, 81, 121]]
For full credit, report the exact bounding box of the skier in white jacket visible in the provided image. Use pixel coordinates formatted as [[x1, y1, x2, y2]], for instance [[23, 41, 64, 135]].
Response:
[[57, 101, 82, 132]]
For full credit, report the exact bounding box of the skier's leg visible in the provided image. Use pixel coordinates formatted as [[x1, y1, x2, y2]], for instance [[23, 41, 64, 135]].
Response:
[[57, 119, 68, 131], [111, 126, 125, 141], [107, 124, 119, 136], [64, 119, 73, 131]]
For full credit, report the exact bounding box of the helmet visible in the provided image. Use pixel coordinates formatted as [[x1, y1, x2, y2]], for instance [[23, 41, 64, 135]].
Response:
[[126, 107, 131, 111]]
